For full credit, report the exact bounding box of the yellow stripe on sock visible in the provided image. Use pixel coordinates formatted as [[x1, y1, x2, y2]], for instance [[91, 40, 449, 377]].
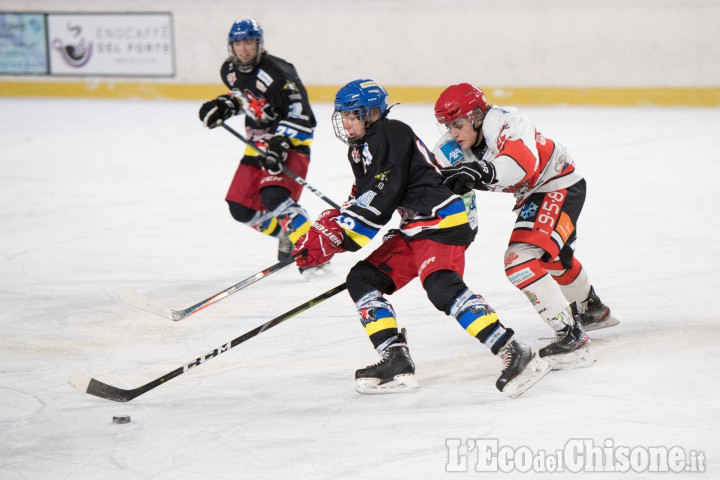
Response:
[[261, 217, 278, 235], [288, 220, 311, 244], [465, 313, 499, 337], [364, 317, 398, 336]]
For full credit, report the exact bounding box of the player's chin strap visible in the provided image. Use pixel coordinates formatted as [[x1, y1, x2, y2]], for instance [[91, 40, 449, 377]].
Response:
[[219, 122, 341, 209]]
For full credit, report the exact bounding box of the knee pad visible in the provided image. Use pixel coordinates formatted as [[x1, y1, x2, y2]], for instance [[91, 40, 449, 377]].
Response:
[[504, 243, 548, 289], [260, 186, 291, 211], [227, 201, 256, 223], [347, 261, 396, 301], [423, 270, 467, 314]]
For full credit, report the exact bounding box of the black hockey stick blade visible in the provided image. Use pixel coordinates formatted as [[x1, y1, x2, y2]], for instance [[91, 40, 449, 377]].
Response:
[[120, 253, 300, 321], [219, 123, 341, 209], [69, 282, 347, 402]]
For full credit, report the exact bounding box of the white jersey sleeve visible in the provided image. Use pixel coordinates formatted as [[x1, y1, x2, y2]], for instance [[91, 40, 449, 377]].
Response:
[[479, 106, 582, 204], [433, 132, 479, 232], [480, 107, 539, 190]]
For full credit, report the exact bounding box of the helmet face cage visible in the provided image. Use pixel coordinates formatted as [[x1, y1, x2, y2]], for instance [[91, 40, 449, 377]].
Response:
[[228, 19, 264, 73], [332, 108, 374, 146], [332, 79, 388, 146]]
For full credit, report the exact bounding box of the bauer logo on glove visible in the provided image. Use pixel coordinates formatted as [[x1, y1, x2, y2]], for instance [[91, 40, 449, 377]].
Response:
[[292, 209, 345, 268]]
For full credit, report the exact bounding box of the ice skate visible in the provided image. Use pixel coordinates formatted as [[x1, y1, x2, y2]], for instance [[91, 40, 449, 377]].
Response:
[[539, 317, 595, 370], [355, 329, 419, 394], [277, 234, 293, 261], [298, 263, 332, 280], [576, 286, 618, 331], [496, 339, 551, 398]]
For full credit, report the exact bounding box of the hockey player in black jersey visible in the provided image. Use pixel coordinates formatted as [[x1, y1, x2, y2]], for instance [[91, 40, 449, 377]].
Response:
[[291, 79, 551, 397], [198, 19, 320, 274]]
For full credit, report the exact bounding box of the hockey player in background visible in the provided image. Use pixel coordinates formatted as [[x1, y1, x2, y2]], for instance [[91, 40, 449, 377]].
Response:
[[432, 83, 617, 370], [198, 19, 320, 275], [292, 79, 552, 398]]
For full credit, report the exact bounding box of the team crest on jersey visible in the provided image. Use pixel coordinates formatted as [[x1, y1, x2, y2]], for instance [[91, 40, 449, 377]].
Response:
[[440, 140, 463, 165], [226, 72, 237, 85], [241, 89, 277, 123]]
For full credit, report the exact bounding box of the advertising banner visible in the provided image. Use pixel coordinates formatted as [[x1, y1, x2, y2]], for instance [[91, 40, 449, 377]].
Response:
[[47, 12, 174, 76], [0, 12, 48, 74]]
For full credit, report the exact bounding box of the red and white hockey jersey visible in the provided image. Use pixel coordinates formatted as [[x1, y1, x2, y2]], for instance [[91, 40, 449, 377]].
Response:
[[433, 106, 582, 208]]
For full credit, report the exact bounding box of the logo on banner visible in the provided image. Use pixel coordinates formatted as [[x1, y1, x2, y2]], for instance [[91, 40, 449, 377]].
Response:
[[52, 23, 93, 67]]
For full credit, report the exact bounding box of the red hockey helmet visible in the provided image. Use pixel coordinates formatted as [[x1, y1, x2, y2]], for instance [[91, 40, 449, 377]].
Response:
[[434, 83, 488, 125]]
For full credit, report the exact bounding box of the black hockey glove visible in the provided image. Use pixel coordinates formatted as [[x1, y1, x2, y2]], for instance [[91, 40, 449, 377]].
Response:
[[198, 95, 240, 128], [262, 136, 291, 175], [441, 159, 496, 195]]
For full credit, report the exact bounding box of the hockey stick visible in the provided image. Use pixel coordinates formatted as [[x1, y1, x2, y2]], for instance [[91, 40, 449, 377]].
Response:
[[120, 253, 302, 321], [69, 283, 348, 402], [219, 122, 341, 209]]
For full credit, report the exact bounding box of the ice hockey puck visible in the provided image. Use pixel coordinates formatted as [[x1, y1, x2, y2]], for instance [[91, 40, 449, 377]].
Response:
[[113, 415, 131, 424]]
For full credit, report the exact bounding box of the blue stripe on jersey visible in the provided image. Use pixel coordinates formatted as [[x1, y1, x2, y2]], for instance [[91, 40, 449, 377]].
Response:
[[437, 198, 466, 217]]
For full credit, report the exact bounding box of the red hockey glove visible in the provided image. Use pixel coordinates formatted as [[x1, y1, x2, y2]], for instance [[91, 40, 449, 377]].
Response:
[[293, 209, 345, 268]]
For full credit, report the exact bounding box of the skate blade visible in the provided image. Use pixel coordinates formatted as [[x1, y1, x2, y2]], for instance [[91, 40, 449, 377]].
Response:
[[583, 316, 620, 331], [355, 374, 419, 395], [502, 355, 552, 399], [546, 344, 596, 371]]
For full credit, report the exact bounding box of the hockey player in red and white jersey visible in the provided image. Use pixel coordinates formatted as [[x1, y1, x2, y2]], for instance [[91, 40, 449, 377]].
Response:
[[432, 83, 617, 370]]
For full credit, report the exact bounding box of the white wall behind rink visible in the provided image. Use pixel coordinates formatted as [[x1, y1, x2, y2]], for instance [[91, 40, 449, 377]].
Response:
[[4, 0, 719, 88]]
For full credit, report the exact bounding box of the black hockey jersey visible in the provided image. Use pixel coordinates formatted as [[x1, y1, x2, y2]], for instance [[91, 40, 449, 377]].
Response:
[[220, 54, 316, 160], [336, 118, 475, 251]]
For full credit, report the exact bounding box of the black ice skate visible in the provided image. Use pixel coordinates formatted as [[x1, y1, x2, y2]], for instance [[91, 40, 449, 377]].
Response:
[[539, 317, 595, 370], [496, 339, 551, 398], [355, 329, 419, 394], [576, 286, 619, 331], [277, 234, 293, 261]]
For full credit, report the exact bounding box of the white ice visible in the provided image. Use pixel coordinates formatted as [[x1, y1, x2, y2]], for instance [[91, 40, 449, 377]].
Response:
[[1, 98, 719, 479]]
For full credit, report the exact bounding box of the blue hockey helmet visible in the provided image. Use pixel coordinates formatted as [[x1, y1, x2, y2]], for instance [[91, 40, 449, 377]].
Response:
[[332, 79, 388, 145], [334, 79, 388, 115], [227, 19, 264, 73]]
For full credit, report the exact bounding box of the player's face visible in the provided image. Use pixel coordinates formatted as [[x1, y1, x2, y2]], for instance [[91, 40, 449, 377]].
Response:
[[446, 117, 480, 149], [341, 111, 366, 140], [232, 38, 258, 64]]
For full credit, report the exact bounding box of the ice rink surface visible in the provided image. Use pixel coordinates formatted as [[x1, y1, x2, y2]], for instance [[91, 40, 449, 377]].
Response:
[[1, 98, 719, 478]]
